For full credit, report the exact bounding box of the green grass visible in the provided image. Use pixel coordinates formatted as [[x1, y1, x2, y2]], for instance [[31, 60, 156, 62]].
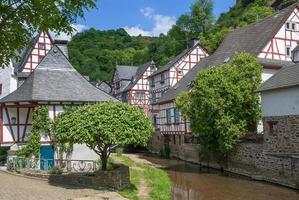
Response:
[[115, 155, 171, 200]]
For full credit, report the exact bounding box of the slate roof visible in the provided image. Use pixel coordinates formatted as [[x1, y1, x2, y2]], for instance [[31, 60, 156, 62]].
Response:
[[0, 45, 117, 103], [115, 65, 138, 80], [90, 80, 112, 94], [122, 61, 155, 92], [257, 63, 299, 92], [156, 3, 297, 104], [148, 44, 200, 78]]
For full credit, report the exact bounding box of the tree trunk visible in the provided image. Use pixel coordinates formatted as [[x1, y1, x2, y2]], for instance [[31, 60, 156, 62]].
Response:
[[101, 146, 109, 171]]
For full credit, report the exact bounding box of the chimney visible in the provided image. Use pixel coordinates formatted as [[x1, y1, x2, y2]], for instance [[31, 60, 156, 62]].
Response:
[[190, 38, 200, 48], [54, 39, 69, 58]]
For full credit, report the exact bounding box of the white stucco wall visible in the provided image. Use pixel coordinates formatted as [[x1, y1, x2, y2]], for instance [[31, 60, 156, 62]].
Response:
[[69, 144, 100, 161], [0, 63, 17, 99], [261, 87, 299, 117]]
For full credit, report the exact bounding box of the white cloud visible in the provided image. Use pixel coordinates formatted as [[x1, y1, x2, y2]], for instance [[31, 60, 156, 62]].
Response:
[[124, 25, 152, 36], [51, 24, 88, 41], [124, 7, 176, 37], [140, 7, 154, 18]]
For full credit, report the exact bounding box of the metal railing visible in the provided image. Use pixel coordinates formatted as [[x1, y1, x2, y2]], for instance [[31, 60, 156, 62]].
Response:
[[7, 156, 97, 173]]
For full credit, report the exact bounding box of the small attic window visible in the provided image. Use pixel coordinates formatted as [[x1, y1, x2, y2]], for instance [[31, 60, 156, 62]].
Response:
[[38, 43, 45, 50], [286, 22, 296, 31]]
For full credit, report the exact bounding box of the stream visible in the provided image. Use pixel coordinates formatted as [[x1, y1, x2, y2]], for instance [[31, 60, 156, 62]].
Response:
[[141, 155, 299, 200]]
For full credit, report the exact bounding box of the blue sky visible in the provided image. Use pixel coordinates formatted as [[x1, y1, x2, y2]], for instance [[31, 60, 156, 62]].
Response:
[[72, 0, 235, 37]]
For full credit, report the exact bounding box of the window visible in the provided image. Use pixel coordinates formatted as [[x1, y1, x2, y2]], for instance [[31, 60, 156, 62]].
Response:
[[268, 121, 278, 135], [150, 78, 155, 87], [286, 47, 291, 57], [178, 70, 183, 75], [121, 93, 128, 102], [0, 84, 2, 95], [286, 22, 296, 31], [166, 109, 171, 124], [38, 43, 45, 50], [152, 115, 157, 126], [152, 93, 156, 103], [135, 91, 145, 100], [174, 108, 180, 124], [160, 73, 165, 84]]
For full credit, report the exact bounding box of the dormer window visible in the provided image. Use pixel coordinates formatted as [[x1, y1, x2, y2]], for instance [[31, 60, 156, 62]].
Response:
[[39, 43, 45, 50]]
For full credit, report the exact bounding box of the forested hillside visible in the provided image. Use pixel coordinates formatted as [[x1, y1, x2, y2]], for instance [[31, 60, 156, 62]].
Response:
[[68, 0, 296, 82]]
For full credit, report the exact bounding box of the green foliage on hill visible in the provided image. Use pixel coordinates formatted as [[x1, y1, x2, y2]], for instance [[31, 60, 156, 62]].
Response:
[[68, 0, 292, 82]]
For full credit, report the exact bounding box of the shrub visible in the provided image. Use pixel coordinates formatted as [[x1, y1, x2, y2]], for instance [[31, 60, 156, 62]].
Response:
[[116, 147, 123, 156]]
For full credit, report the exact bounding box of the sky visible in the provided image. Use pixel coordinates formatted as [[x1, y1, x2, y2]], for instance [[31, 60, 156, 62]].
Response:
[[58, 0, 235, 39]]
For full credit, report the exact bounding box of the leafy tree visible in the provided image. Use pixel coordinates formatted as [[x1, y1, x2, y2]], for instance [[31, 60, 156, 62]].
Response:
[[54, 102, 153, 170], [189, 0, 214, 34], [0, 0, 96, 67], [176, 53, 262, 161]]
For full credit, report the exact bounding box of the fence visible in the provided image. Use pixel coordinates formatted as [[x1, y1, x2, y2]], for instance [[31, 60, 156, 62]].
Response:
[[7, 156, 97, 172]]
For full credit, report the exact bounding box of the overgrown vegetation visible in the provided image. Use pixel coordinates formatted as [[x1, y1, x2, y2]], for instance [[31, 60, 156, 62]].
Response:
[[176, 53, 262, 162], [16, 106, 51, 158], [54, 102, 154, 170], [115, 155, 171, 200], [0, 147, 9, 165], [68, 0, 292, 82]]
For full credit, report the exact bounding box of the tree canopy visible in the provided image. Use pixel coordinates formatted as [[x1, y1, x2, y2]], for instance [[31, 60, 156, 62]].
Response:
[[67, 0, 291, 82], [176, 53, 262, 160], [0, 0, 96, 67], [54, 102, 154, 170]]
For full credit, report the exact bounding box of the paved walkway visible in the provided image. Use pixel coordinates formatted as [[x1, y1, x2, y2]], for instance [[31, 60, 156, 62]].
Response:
[[0, 170, 127, 200]]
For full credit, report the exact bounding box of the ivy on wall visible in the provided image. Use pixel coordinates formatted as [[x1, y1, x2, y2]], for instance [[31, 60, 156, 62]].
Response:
[[16, 106, 51, 158]]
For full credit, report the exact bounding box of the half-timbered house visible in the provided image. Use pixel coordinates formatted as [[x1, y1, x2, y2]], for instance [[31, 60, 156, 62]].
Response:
[[0, 32, 60, 100], [151, 3, 299, 152], [112, 61, 157, 115], [147, 40, 209, 136], [0, 45, 116, 161]]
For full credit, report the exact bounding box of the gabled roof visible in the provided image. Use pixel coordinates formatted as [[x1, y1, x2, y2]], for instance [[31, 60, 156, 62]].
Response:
[[257, 63, 299, 92], [115, 65, 138, 80], [90, 80, 112, 94], [122, 61, 155, 92], [148, 43, 203, 78], [12, 34, 40, 72], [156, 3, 298, 104], [0, 45, 117, 103]]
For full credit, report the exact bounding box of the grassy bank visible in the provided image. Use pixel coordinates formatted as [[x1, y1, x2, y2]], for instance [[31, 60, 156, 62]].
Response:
[[113, 155, 171, 200]]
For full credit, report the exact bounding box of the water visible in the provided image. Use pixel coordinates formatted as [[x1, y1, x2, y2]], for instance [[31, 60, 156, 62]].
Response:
[[142, 155, 299, 200]]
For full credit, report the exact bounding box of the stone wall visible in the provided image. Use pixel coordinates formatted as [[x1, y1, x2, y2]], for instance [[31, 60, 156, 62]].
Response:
[[48, 164, 130, 190], [24, 164, 130, 190], [150, 115, 299, 189]]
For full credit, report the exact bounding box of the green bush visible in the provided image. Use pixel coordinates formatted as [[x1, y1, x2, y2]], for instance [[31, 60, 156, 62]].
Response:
[[0, 147, 9, 164], [116, 147, 123, 156]]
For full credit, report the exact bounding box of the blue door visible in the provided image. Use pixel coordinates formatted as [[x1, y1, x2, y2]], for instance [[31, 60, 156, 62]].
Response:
[[40, 145, 54, 171]]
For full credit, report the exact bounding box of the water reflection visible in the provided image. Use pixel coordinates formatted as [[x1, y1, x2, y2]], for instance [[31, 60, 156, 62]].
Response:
[[142, 155, 299, 200]]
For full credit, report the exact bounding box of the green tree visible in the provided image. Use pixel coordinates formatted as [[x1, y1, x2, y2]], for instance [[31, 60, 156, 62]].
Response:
[[54, 102, 153, 170], [190, 0, 214, 34], [0, 0, 96, 66], [176, 53, 262, 161]]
